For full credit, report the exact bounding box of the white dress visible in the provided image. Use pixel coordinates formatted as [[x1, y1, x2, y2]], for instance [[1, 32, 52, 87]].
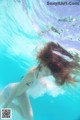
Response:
[[27, 71, 64, 98]]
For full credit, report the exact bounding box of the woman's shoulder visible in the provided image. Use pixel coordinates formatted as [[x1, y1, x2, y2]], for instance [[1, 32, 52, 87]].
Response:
[[29, 66, 37, 73]]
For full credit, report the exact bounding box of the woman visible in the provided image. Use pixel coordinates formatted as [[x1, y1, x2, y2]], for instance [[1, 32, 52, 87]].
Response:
[[0, 41, 80, 120]]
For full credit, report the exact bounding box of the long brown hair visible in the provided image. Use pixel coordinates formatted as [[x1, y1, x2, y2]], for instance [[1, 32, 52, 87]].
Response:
[[37, 42, 80, 85]]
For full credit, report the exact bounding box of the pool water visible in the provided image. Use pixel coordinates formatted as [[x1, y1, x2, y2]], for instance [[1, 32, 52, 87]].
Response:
[[0, 0, 80, 120]]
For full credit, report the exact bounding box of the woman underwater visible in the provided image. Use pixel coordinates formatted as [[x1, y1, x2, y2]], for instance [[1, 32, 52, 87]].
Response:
[[0, 41, 80, 120]]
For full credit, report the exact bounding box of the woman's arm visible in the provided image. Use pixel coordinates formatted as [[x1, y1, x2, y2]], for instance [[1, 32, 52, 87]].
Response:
[[21, 67, 38, 84], [2, 86, 17, 108]]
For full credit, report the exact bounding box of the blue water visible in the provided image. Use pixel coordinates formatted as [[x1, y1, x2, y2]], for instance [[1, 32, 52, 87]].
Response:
[[0, 0, 80, 120]]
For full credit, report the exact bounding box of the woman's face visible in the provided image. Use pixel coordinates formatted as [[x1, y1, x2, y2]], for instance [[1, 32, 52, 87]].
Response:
[[39, 65, 51, 77]]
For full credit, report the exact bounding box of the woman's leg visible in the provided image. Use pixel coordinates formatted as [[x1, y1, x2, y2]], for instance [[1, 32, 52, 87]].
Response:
[[0, 83, 16, 106], [0, 89, 25, 118], [0, 90, 5, 105], [9, 101, 24, 117], [16, 92, 33, 120]]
